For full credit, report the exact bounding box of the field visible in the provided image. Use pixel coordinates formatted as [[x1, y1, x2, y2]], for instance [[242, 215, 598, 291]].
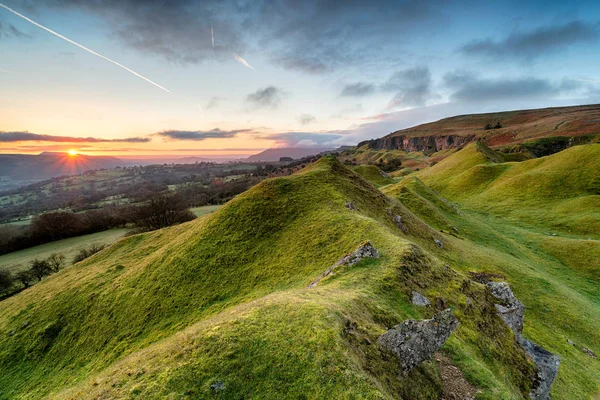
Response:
[[0, 229, 127, 274]]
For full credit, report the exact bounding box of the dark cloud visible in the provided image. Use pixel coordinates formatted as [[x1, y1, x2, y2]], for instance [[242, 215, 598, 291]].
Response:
[[0, 131, 149, 142], [340, 82, 376, 97], [461, 20, 599, 59], [298, 114, 316, 125], [443, 71, 567, 102], [156, 128, 252, 141], [246, 86, 283, 109], [33, 0, 446, 72], [381, 66, 433, 108], [0, 20, 29, 39]]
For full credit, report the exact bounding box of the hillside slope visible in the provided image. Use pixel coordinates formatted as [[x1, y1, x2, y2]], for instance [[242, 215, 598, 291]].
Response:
[[357, 104, 600, 154], [0, 156, 599, 399]]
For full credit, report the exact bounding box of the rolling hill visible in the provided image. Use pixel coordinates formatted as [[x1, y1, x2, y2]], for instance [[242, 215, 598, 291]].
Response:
[[1, 149, 599, 399], [357, 104, 600, 155]]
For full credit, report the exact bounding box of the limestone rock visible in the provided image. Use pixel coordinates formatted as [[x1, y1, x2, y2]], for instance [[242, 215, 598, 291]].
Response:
[[309, 242, 379, 287], [520, 338, 560, 400], [411, 291, 430, 306], [434, 239, 443, 248], [486, 282, 560, 400], [486, 282, 524, 334], [377, 308, 459, 372], [345, 202, 357, 211]]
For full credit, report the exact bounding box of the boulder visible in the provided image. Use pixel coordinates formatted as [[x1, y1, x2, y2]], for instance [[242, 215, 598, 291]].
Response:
[[309, 242, 379, 287], [486, 281, 524, 334], [345, 202, 358, 211], [520, 339, 560, 400], [486, 282, 560, 400], [434, 239, 443, 248], [393, 215, 408, 233], [377, 308, 459, 372], [411, 291, 430, 306]]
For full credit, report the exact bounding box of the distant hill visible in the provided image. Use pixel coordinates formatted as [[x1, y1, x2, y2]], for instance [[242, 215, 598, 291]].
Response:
[[246, 147, 334, 162], [0, 152, 125, 181], [358, 104, 600, 154]]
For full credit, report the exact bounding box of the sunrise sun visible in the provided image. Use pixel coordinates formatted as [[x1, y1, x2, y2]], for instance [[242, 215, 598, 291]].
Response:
[[67, 149, 78, 156]]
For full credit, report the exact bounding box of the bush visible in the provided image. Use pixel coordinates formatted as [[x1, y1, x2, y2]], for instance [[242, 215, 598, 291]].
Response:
[[0, 269, 13, 294], [15, 270, 34, 288], [30, 259, 52, 281], [73, 244, 106, 264], [132, 193, 195, 232]]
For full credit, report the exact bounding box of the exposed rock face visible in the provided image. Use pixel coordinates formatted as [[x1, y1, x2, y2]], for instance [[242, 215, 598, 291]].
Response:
[[393, 215, 408, 233], [345, 201, 358, 211], [486, 282, 524, 334], [309, 242, 379, 288], [411, 291, 431, 306], [487, 282, 560, 400], [521, 339, 561, 400], [377, 308, 459, 372], [358, 134, 476, 154]]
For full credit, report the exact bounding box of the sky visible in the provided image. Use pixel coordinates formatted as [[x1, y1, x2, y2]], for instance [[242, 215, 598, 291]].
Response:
[[1, 0, 600, 157]]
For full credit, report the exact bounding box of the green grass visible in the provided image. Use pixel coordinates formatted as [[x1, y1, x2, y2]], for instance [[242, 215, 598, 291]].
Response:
[[190, 204, 222, 217], [0, 229, 127, 274], [0, 154, 599, 399], [352, 165, 394, 187]]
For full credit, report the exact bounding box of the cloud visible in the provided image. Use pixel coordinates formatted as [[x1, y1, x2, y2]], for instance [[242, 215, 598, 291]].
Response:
[[460, 20, 599, 59], [246, 86, 283, 109], [297, 114, 316, 125], [0, 20, 29, 39], [255, 131, 347, 147], [36, 0, 445, 73], [205, 97, 222, 110], [156, 128, 252, 141], [340, 82, 376, 97], [443, 72, 569, 102], [381, 66, 433, 109], [0, 131, 149, 143]]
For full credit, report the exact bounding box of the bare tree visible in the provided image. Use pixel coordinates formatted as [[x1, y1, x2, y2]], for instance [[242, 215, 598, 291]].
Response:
[[15, 270, 34, 288], [0, 269, 13, 294], [47, 253, 66, 273], [132, 193, 195, 232]]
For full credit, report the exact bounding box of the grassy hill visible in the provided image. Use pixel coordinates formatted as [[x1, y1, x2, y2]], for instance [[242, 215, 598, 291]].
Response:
[[0, 154, 599, 399]]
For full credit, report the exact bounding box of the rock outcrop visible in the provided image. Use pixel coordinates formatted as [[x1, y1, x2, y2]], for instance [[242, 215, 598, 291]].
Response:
[[309, 242, 379, 288], [487, 282, 560, 400], [358, 134, 476, 154], [377, 308, 459, 372], [411, 291, 431, 306]]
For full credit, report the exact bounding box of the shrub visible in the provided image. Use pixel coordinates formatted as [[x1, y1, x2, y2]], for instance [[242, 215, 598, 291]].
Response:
[[132, 193, 196, 232], [0, 269, 13, 294], [15, 270, 34, 288], [30, 259, 52, 281]]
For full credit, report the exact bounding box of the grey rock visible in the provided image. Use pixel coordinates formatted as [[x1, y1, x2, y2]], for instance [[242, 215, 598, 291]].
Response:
[[411, 291, 430, 306], [377, 308, 459, 372], [345, 202, 358, 211], [566, 337, 575, 346], [520, 338, 560, 400], [393, 215, 408, 233], [21, 321, 30, 329], [486, 282, 524, 334], [309, 242, 379, 287], [583, 347, 597, 358], [210, 381, 225, 391], [9, 330, 15, 336], [487, 282, 560, 400], [434, 239, 443, 248]]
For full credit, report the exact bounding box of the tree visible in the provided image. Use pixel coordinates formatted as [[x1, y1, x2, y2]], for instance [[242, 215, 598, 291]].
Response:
[[132, 193, 195, 232], [30, 259, 52, 281], [0, 269, 13, 294], [31, 211, 82, 241], [15, 270, 34, 288], [47, 253, 66, 273]]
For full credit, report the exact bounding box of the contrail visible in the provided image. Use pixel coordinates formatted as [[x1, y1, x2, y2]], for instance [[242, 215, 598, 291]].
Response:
[[233, 53, 256, 71], [0, 2, 171, 93], [211, 21, 215, 59]]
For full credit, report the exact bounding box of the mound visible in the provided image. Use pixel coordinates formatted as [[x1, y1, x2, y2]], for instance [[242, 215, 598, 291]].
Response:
[[352, 165, 394, 187], [1, 157, 599, 399]]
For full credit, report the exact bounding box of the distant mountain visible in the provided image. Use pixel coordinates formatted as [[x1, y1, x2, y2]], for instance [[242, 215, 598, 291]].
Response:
[[246, 147, 334, 162], [0, 152, 125, 181]]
